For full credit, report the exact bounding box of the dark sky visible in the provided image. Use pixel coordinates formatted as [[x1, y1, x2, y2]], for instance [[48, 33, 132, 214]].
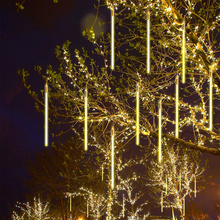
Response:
[[0, 0, 219, 219]]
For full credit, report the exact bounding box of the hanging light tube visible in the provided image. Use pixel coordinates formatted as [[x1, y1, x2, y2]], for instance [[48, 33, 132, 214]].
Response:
[[111, 4, 115, 70], [147, 9, 150, 74], [136, 82, 140, 145], [70, 194, 72, 213], [84, 86, 88, 151], [194, 174, 196, 198], [172, 207, 175, 220], [123, 194, 125, 217], [158, 98, 162, 163], [182, 19, 186, 83], [111, 125, 115, 189], [179, 170, 181, 191], [161, 191, 163, 212], [165, 174, 168, 195], [102, 165, 104, 181], [183, 197, 185, 217], [87, 201, 89, 218], [209, 70, 213, 131], [44, 79, 49, 147], [175, 75, 179, 138]]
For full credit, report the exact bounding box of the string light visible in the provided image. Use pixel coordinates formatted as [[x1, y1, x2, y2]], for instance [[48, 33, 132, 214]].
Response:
[[172, 207, 175, 220], [165, 174, 167, 195], [84, 86, 88, 151], [102, 165, 104, 181], [175, 75, 179, 138], [161, 191, 163, 212], [183, 197, 185, 218], [111, 4, 115, 70], [87, 201, 89, 218], [158, 98, 162, 163], [123, 194, 125, 217], [147, 9, 150, 74], [136, 82, 140, 145], [44, 79, 48, 147]]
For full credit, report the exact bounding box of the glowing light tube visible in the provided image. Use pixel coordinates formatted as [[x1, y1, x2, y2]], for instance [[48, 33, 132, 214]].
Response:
[[70, 194, 72, 212], [194, 174, 196, 198], [102, 165, 104, 181], [123, 194, 125, 217], [175, 75, 179, 138], [209, 70, 213, 131], [172, 207, 175, 220], [147, 9, 150, 74], [84, 86, 88, 151], [87, 201, 89, 218], [165, 174, 167, 195], [182, 19, 186, 83], [111, 4, 115, 70], [161, 191, 163, 213], [44, 79, 48, 147], [111, 125, 115, 189], [136, 82, 140, 145], [158, 99, 162, 163], [179, 171, 181, 190], [183, 197, 185, 217]]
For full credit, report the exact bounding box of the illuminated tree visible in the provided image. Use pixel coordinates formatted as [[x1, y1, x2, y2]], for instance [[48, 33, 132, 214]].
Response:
[[148, 144, 205, 218], [18, 0, 219, 218], [12, 196, 50, 220]]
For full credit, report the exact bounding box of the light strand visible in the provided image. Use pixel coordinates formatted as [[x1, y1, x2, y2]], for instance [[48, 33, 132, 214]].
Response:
[[172, 207, 175, 220], [123, 194, 125, 217], [87, 201, 89, 218], [161, 191, 163, 213], [183, 197, 185, 217], [44, 79, 48, 147], [194, 174, 196, 198], [102, 165, 104, 181], [165, 174, 167, 195]]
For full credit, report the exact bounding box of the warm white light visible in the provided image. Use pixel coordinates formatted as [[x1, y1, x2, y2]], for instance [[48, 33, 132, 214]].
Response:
[[87, 201, 89, 218], [84, 86, 88, 151], [161, 191, 163, 212], [70, 194, 72, 212], [147, 9, 150, 74], [183, 197, 185, 217], [165, 174, 167, 195], [45, 80, 48, 147], [136, 82, 140, 145], [179, 171, 181, 190], [172, 207, 175, 220], [209, 70, 213, 131], [111, 4, 115, 70], [194, 174, 196, 198], [175, 75, 179, 138], [111, 125, 115, 189], [182, 19, 186, 83], [123, 194, 125, 217], [158, 99, 162, 163], [102, 165, 104, 181]]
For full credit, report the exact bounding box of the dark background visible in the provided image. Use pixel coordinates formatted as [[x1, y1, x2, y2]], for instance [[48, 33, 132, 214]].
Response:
[[0, 0, 219, 219]]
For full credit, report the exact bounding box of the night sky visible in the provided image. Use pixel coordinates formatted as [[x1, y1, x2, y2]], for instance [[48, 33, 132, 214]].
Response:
[[0, 0, 219, 219]]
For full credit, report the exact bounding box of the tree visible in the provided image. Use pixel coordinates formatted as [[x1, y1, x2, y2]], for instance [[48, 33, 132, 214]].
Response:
[[18, 0, 220, 218], [12, 196, 50, 220], [147, 144, 205, 218]]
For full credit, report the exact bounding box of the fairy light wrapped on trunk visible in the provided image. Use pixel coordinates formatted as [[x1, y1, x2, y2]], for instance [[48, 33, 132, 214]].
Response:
[[209, 70, 213, 131], [158, 98, 162, 163], [182, 19, 186, 83], [111, 125, 115, 189], [136, 82, 140, 146], [84, 86, 88, 151], [146, 9, 150, 74], [111, 4, 115, 70], [175, 75, 179, 138], [44, 79, 49, 147]]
